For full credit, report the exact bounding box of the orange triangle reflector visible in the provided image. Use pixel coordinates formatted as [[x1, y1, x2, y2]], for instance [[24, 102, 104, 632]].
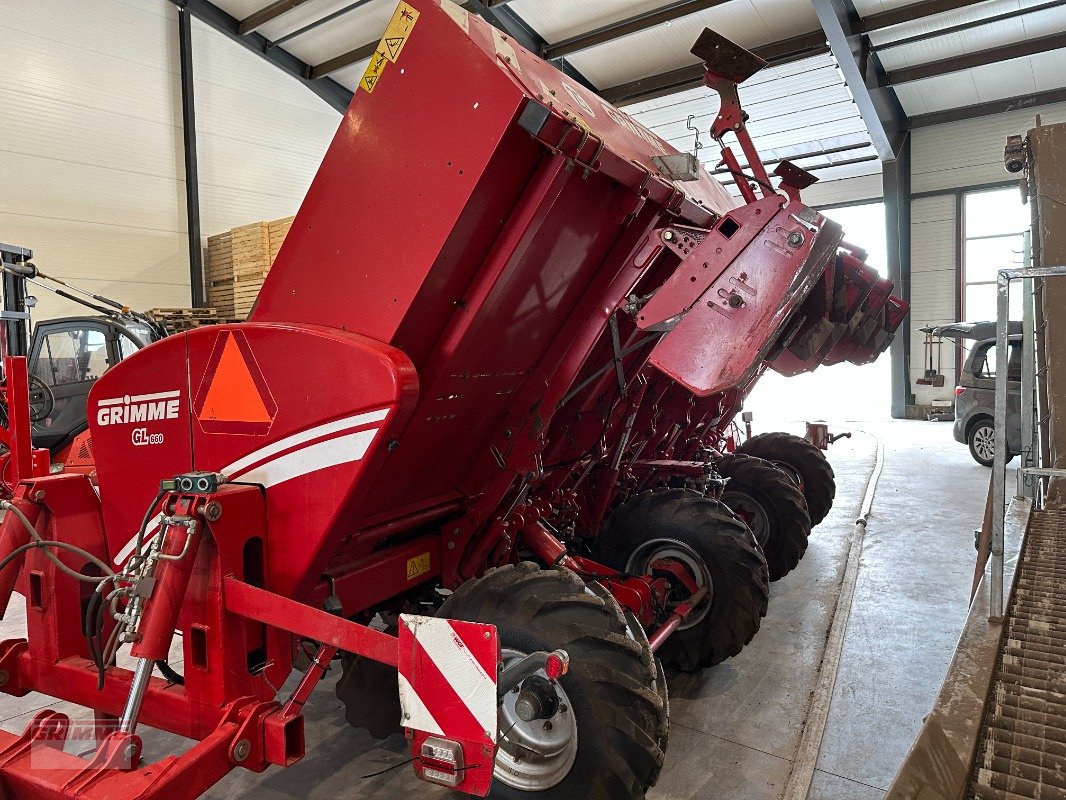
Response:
[[196, 332, 276, 432]]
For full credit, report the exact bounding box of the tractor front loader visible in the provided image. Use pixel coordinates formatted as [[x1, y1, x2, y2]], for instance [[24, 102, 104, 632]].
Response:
[[0, 3, 905, 799]]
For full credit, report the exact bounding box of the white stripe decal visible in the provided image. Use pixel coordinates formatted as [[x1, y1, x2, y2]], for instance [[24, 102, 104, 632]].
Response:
[[402, 616, 497, 740], [238, 428, 378, 488], [223, 409, 389, 477], [397, 673, 445, 736], [111, 409, 390, 565]]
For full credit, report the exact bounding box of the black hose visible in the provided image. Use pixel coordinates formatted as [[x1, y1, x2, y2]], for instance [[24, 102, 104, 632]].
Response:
[[155, 659, 184, 686]]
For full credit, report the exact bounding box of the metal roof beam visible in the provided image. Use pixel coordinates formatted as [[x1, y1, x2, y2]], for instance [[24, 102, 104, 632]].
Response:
[[861, 0, 988, 32], [910, 87, 1066, 128], [544, 0, 731, 61], [812, 0, 907, 159], [237, 0, 312, 35], [874, 0, 1066, 52], [169, 0, 352, 113], [601, 30, 830, 106], [310, 1, 597, 93], [885, 31, 1066, 86]]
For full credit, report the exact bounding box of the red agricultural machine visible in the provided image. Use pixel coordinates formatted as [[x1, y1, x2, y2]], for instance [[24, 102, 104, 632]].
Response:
[[0, 2, 906, 798]]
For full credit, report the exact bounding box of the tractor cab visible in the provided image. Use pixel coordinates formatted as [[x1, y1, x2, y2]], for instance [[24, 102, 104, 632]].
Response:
[[28, 315, 156, 455]]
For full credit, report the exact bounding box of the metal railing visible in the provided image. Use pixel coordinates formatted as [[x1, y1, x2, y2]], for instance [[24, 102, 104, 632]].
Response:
[[990, 264, 1066, 620]]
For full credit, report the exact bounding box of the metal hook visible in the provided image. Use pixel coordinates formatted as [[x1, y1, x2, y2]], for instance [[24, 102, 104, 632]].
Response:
[[685, 114, 703, 156]]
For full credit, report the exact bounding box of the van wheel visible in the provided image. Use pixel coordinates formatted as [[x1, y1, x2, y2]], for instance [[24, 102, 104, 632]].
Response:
[[968, 420, 996, 467]]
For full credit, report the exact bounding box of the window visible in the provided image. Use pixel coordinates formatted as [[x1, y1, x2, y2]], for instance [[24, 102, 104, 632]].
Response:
[[962, 188, 1028, 322], [970, 340, 1022, 381], [34, 328, 107, 386]]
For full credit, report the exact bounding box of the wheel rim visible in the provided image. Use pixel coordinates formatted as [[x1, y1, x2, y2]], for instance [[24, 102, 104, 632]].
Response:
[[973, 425, 995, 462], [721, 490, 771, 549], [624, 538, 713, 631], [495, 648, 579, 791]]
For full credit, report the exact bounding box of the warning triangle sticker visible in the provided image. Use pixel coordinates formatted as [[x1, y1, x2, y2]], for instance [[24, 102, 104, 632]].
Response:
[[194, 331, 277, 435], [384, 36, 405, 60]]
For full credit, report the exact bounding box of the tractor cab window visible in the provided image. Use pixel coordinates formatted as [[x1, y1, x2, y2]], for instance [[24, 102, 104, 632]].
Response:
[[118, 333, 139, 361], [34, 328, 108, 387]]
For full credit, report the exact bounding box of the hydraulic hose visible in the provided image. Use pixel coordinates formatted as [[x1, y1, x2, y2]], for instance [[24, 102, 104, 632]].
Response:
[[0, 500, 114, 582]]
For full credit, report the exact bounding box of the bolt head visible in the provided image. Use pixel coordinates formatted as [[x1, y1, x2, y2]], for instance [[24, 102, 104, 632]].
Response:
[[663, 230, 676, 241], [447, 541, 455, 550], [232, 739, 251, 762], [204, 501, 222, 522], [788, 231, 804, 247]]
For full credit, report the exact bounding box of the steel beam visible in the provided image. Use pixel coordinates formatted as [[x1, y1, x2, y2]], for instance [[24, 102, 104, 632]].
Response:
[[178, 6, 205, 308], [169, 0, 353, 114], [875, 0, 1066, 52], [544, 0, 731, 61], [911, 87, 1066, 128], [602, 30, 830, 106], [237, 0, 312, 35], [861, 0, 987, 32], [812, 0, 907, 160], [884, 134, 912, 418], [885, 31, 1066, 86], [310, 0, 597, 92]]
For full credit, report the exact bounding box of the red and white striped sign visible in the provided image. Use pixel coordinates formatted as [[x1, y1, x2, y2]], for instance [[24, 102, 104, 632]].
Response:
[[397, 614, 498, 746]]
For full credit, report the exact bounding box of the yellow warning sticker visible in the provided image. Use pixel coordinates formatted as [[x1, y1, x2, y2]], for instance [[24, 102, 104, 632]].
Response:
[[359, 2, 419, 93], [406, 552, 432, 581], [361, 48, 389, 93]]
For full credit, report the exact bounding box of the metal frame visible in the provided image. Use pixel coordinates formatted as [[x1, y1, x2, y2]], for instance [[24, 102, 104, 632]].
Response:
[[885, 31, 1066, 87], [178, 6, 205, 309], [911, 88, 1066, 129], [990, 265, 1066, 620], [811, 0, 907, 161], [601, 31, 830, 106], [168, 0, 353, 113]]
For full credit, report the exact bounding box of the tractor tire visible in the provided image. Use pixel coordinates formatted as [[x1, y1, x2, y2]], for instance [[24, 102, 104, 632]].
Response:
[[335, 651, 403, 740], [737, 432, 836, 525], [594, 489, 769, 672], [439, 562, 666, 800], [715, 453, 811, 581]]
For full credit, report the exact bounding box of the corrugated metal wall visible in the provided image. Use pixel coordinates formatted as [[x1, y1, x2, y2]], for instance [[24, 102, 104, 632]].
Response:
[[0, 0, 338, 321]]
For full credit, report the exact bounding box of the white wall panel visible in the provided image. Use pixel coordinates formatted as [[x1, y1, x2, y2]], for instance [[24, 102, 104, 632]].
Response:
[[909, 196, 958, 406], [0, 0, 340, 321], [805, 171, 884, 208], [912, 101, 1066, 193]]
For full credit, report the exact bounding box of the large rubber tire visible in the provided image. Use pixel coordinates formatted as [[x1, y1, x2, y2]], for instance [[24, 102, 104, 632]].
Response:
[[440, 563, 666, 800], [715, 453, 810, 581], [594, 489, 769, 672], [737, 432, 836, 525]]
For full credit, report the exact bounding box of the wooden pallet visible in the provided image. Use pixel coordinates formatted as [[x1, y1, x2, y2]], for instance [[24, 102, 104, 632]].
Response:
[[147, 307, 241, 333], [205, 215, 294, 318]]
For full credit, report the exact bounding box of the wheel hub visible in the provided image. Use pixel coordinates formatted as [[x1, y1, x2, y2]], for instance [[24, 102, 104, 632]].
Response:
[[722, 490, 771, 549], [624, 539, 713, 631], [495, 649, 578, 791], [973, 425, 995, 461]]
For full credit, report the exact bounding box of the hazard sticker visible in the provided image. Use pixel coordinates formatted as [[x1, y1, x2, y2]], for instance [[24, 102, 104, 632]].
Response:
[[406, 552, 431, 581], [194, 331, 277, 435], [359, 2, 419, 93]]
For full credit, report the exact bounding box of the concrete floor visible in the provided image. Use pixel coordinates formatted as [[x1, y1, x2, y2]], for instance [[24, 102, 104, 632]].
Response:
[[0, 419, 995, 799]]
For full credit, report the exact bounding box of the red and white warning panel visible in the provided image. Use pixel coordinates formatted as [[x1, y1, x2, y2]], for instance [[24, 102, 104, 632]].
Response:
[[397, 614, 499, 795]]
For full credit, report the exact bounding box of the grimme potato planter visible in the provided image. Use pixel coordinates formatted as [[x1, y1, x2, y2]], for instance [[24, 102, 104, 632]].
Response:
[[0, 2, 905, 798]]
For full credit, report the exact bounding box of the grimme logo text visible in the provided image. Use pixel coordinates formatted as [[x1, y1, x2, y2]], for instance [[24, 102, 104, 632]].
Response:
[[96, 390, 181, 426]]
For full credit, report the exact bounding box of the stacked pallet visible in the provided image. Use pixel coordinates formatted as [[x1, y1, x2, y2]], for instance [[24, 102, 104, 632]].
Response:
[[147, 307, 241, 334], [205, 215, 294, 318]]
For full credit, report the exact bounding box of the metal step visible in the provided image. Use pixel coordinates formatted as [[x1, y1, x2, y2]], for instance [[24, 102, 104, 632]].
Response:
[[970, 510, 1066, 800]]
